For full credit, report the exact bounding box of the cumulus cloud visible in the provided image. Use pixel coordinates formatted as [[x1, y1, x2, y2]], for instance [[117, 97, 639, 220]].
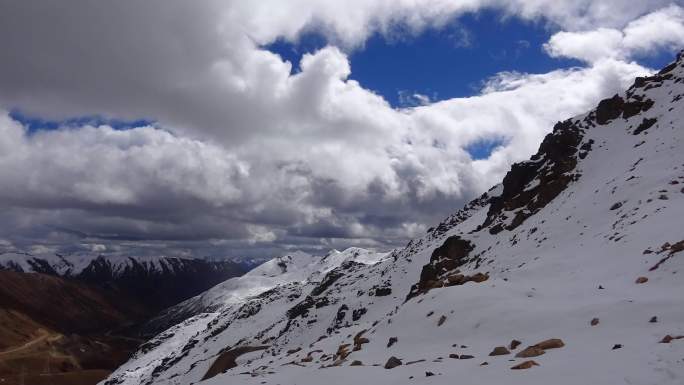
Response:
[[544, 4, 684, 63], [0, 1, 679, 257]]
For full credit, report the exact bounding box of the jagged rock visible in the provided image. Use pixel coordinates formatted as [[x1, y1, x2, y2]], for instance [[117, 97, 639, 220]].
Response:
[[511, 360, 539, 370], [425, 371, 435, 377], [649, 316, 658, 323], [635, 276, 649, 284], [489, 346, 511, 356], [590, 318, 600, 326], [509, 340, 522, 350], [387, 337, 398, 348], [384, 356, 402, 369]]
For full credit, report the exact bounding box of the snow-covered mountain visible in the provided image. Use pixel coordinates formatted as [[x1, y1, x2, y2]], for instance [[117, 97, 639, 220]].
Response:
[[103, 53, 684, 385], [0, 252, 247, 311]]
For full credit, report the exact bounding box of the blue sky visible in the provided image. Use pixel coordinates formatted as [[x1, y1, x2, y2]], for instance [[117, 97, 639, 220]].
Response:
[[266, 10, 675, 108]]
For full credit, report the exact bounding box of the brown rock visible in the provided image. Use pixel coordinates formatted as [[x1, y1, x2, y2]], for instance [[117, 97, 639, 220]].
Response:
[[515, 346, 545, 358], [384, 356, 402, 369], [660, 335, 684, 343], [301, 355, 313, 363], [590, 318, 600, 326], [489, 346, 511, 356], [534, 338, 565, 350], [511, 360, 539, 370], [635, 276, 649, 284], [469, 272, 489, 283], [509, 340, 522, 350], [286, 347, 301, 355]]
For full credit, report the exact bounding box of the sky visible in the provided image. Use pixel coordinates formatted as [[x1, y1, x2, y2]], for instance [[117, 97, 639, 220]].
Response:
[[0, 1, 682, 259]]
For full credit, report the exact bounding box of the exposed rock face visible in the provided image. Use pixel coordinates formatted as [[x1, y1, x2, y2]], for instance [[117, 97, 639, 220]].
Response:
[[407, 236, 475, 299], [515, 346, 545, 358], [479, 118, 585, 234]]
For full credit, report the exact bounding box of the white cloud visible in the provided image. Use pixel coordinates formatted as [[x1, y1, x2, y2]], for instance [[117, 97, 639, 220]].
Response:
[[544, 4, 684, 63], [0, 1, 678, 256]]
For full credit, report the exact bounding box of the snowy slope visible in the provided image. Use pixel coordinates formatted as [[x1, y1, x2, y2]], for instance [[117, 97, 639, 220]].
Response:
[[103, 53, 684, 385]]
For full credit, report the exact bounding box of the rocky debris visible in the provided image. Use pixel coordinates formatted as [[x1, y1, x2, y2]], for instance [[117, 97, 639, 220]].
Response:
[[459, 355, 474, 360], [448, 354, 459, 359], [515, 346, 545, 358], [489, 346, 511, 356], [635, 276, 649, 284], [511, 360, 539, 370], [509, 340, 522, 350], [612, 344, 623, 350], [591, 318, 600, 326], [353, 330, 369, 351], [301, 355, 313, 363], [387, 337, 398, 348], [350, 360, 363, 366], [384, 356, 402, 369], [286, 347, 301, 355], [649, 316, 658, 323], [335, 344, 351, 360], [610, 202, 623, 210], [660, 335, 684, 343], [480, 361, 489, 366], [437, 315, 447, 326]]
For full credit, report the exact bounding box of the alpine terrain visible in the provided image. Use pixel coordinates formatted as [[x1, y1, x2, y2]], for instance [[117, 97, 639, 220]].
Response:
[[98, 52, 684, 385], [104, 54, 684, 385]]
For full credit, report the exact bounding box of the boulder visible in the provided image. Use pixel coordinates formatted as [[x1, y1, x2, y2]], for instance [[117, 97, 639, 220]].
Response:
[[384, 356, 402, 369], [509, 340, 522, 350], [489, 346, 511, 356], [635, 276, 648, 284], [534, 338, 565, 350], [511, 360, 539, 370], [515, 346, 545, 358]]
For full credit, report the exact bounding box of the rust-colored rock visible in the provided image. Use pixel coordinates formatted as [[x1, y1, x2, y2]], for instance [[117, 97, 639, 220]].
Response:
[[489, 346, 511, 356], [534, 338, 565, 350], [660, 335, 684, 343], [511, 360, 539, 370], [515, 346, 545, 358], [635, 276, 648, 284]]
